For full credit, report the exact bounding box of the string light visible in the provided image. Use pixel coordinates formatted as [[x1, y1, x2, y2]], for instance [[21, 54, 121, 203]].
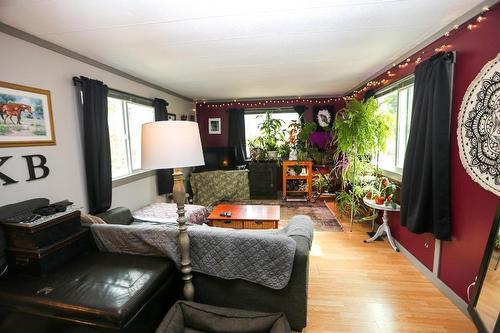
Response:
[[435, 44, 452, 52], [196, 95, 347, 109]]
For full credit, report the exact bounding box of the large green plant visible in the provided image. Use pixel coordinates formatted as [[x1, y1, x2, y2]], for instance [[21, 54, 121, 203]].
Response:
[[255, 110, 285, 151], [333, 97, 392, 218], [334, 97, 390, 158], [247, 110, 286, 160]]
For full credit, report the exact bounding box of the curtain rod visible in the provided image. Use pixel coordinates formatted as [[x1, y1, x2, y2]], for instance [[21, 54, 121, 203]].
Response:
[[72, 76, 168, 106]]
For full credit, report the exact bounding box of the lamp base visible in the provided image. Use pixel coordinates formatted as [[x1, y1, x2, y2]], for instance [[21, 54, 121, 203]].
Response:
[[173, 168, 194, 301]]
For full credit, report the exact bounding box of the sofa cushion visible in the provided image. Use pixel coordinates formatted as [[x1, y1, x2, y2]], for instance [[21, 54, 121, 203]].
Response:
[[80, 212, 106, 225], [156, 301, 291, 333], [0, 252, 177, 329], [96, 207, 133, 225]]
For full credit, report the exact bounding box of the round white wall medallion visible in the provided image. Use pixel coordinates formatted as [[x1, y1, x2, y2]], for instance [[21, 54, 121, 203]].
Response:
[[458, 53, 500, 196]]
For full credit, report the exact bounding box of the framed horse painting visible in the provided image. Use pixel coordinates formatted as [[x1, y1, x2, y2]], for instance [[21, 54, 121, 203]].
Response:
[[0, 81, 56, 147]]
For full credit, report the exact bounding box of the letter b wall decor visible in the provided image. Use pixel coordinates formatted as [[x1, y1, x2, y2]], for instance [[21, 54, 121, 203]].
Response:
[[0, 154, 50, 185]]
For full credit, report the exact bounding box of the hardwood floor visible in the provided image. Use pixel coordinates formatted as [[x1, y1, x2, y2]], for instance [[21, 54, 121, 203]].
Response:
[[302, 201, 475, 333]]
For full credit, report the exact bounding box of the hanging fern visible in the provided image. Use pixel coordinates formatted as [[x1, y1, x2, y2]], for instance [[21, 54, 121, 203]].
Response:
[[334, 97, 392, 159]]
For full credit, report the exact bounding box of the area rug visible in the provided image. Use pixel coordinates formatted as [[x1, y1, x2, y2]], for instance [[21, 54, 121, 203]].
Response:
[[218, 199, 343, 232]]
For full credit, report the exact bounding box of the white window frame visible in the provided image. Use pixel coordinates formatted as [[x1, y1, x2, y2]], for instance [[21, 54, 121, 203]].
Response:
[[374, 75, 414, 179], [244, 107, 299, 158], [107, 92, 155, 183]]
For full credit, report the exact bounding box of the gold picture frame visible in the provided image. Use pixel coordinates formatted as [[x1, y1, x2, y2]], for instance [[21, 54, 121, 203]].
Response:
[[0, 81, 56, 147]]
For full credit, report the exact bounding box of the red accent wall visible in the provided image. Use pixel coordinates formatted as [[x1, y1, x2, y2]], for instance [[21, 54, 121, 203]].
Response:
[[373, 5, 500, 301], [196, 99, 345, 148]]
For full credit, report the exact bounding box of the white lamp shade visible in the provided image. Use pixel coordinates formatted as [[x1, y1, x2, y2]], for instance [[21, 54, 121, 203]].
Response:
[[142, 121, 205, 169]]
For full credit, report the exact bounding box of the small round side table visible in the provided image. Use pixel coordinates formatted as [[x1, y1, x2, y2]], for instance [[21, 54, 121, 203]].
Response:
[[363, 197, 400, 252]]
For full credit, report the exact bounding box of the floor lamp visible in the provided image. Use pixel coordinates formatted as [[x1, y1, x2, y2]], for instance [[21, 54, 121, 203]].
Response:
[[141, 120, 205, 301]]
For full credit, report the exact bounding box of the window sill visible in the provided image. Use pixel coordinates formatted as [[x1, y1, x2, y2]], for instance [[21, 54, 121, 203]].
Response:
[[112, 169, 155, 188], [378, 168, 402, 184]]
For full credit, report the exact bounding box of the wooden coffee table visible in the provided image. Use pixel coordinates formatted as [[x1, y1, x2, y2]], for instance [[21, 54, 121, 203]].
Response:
[[208, 204, 280, 229]]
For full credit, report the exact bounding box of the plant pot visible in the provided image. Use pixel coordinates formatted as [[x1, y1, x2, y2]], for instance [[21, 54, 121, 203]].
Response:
[[374, 196, 385, 205], [267, 151, 278, 160]]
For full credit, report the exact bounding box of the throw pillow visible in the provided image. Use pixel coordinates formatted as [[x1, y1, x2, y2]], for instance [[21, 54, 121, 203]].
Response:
[[81, 213, 106, 225]]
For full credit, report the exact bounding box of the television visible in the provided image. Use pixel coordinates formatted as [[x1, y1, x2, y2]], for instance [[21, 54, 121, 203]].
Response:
[[198, 147, 237, 171]]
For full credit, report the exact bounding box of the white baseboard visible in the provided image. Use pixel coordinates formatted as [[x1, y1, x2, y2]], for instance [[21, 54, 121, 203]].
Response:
[[394, 240, 470, 318]]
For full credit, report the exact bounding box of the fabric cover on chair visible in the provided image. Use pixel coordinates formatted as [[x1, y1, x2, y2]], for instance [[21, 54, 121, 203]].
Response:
[[156, 301, 291, 333], [190, 170, 250, 207]]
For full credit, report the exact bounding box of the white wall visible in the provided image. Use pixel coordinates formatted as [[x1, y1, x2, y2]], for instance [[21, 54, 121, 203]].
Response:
[[0, 32, 194, 211]]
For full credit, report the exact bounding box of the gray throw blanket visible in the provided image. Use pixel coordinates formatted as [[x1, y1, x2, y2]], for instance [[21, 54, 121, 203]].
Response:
[[91, 215, 313, 289]]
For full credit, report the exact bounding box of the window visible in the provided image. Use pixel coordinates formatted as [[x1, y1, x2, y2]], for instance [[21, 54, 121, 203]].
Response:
[[244, 108, 299, 157], [107, 96, 155, 179], [375, 77, 414, 174]]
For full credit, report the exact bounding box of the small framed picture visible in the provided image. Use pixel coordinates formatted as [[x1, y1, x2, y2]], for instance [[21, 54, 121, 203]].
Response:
[[167, 113, 176, 120], [181, 115, 188, 121], [189, 115, 195, 121], [208, 118, 221, 134]]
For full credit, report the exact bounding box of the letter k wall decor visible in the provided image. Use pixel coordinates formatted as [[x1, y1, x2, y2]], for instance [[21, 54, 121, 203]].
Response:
[[0, 155, 50, 186]]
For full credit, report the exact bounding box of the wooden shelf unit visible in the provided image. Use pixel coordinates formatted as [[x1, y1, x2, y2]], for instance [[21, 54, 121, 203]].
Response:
[[282, 160, 313, 201]]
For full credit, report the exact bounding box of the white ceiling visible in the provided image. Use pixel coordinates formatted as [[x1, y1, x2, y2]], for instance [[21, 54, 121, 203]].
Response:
[[0, 0, 486, 100]]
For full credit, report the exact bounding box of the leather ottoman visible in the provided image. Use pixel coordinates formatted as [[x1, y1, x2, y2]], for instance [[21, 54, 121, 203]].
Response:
[[0, 251, 180, 333]]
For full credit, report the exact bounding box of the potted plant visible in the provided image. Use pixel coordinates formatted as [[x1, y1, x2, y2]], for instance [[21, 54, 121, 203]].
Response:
[[277, 142, 291, 160], [257, 110, 285, 160], [333, 97, 392, 217], [313, 173, 330, 193], [372, 177, 399, 208], [247, 138, 264, 161], [293, 165, 303, 176], [335, 184, 366, 217], [296, 121, 317, 161]]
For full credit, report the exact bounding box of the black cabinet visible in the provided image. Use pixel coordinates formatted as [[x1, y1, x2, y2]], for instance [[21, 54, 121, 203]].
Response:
[[248, 162, 277, 199]]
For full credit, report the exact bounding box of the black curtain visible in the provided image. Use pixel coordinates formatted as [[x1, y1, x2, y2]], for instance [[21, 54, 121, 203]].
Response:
[[153, 98, 174, 195], [363, 89, 376, 101], [400, 52, 454, 240], [294, 105, 306, 125], [79, 76, 112, 214], [228, 108, 246, 164]]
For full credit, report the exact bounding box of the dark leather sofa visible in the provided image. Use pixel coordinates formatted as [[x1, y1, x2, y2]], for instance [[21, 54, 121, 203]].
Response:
[[95, 207, 311, 332], [0, 207, 311, 332], [0, 223, 180, 332], [94, 208, 312, 331]]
